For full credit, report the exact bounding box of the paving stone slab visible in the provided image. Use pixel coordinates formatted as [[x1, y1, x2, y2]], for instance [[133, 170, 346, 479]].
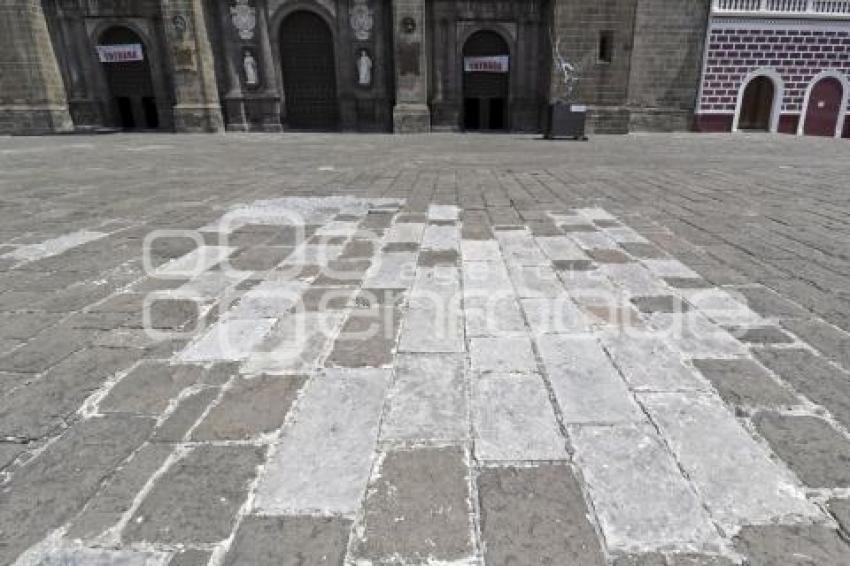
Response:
[[733, 525, 850, 566], [151, 387, 220, 443], [691, 359, 798, 408], [827, 498, 850, 533], [470, 336, 537, 375], [638, 392, 821, 530], [753, 348, 850, 430], [191, 375, 306, 441], [123, 445, 264, 544], [780, 318, 850, 370], [753, 412, 850, 488], [382, 353, 467, 443], [224, 515, 351, 566], [473, 375, 566, 461], [570, 424, 721, 554], [99, 362, 203, 415], [0, 415, 154, 565], [350, 447, 474, 564], [600, 330, 708, 391], [477, 465, 606, 566], [521, 297, 589, 334], [22, 546, 169, 566], [537, 333, 644, 424], [326, 307, 399, 368], [253, 369, 389, 516]]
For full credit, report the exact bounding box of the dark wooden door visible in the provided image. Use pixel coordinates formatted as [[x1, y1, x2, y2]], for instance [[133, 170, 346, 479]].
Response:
[[99, 27, 159, 130], [280, 11, 338, 131], [803, 77, 843, 137], [738, 76, 774, 131]]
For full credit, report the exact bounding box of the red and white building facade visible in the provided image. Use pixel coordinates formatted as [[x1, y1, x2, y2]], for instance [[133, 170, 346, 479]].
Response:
[[697, 0, 850, 138]]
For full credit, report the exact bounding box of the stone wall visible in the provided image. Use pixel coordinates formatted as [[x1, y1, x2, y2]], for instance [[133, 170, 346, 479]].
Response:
[[626, 0, 711, 132], [0, 0, 72, 134]]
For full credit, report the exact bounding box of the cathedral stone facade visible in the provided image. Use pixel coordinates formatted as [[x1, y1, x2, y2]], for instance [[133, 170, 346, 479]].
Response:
[[0, 0, 713, 135]]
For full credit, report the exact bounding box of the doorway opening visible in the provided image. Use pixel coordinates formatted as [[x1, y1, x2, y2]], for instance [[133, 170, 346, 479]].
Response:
[[279, 11, 338, 131], [462, 31, 510, 131], [738, 75, 775, 131], [98, 27, 160, 130]]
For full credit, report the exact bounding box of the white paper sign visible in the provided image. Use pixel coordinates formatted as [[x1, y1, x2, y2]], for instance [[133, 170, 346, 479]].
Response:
[[97, 44, 144, 63], [464, 55, 509, 73]]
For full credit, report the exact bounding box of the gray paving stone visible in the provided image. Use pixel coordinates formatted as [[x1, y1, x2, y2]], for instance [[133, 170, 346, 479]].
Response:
[[224, 516, 351, 566], [168, 549, 212, 566], [753, 348, 850, 429], [827, 498, 850, 533], [351, 447, 473, 564], [735, 285, 810, 319], [0, 326, 92, 374], [24, 546, 169, 566], [631, 295, 691, 314], [781, 318, 850, 371], [418, 249, 459, 267], [191, 375, 305, 441], [0, 415, 154, 565], [733, 525, 850, 566], [326, 307, 400, 368], [621, 242, 667, 259], [100, 362, 203, 416], [589, 249, 633, 264], [0, 312, 61, 341], [691, 359, 798, 407], [0, 441, 25, 470], [0, 347, 142, 439], [663, 277, 712, 289], [67, 442, 173, 540], [727, 326, 794, 344], [478, 465, 605, 566], [753, 413, 850, 488], [123, 445, 265, 545], [151, 387, 220, 442]]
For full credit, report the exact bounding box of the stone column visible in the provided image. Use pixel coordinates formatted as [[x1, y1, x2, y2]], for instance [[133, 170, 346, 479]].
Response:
[[0, 0, 73, 134], [391, 0, 430, 133], [160, 0, 224, 132]]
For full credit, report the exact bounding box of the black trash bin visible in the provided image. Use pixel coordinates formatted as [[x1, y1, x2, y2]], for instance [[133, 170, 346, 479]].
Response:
[[545, 100, 588, 141]]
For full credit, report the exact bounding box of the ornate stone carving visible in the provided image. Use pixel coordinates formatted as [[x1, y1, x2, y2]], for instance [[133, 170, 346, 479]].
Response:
[[230, 0, 257, 41], [357, 49, 372, 86], [350, 0, 374, 41]]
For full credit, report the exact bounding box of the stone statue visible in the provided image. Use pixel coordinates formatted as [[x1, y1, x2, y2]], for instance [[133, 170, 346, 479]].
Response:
[[357, 49, 372, 87], [243, 50, 259, 86]]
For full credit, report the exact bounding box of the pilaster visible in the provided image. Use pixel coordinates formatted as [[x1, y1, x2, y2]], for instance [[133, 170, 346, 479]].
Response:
[[392, 0, 431, 133]]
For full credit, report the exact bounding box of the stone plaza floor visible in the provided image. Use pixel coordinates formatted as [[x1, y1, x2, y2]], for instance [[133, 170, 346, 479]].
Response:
[[0, 132, 849, 565]]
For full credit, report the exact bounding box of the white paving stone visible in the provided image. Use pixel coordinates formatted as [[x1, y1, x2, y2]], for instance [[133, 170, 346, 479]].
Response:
[[535, 236, 588, 261], [605, 226, 650, 244], [470, 336, 537, 375], [18, 545, 169, 566], [286, 244, 343, 264], [428, 204, 460, 221], [362, 252, 418, 289], [174, 270, 249, 300], [642, 258, 700, 279], [600, 329, 709, 391], [4, 230, 109, 264], [463, 261, 513, 295], [177, 318, 276, 362], [421, 223, 460, 251], [639, 391, 823, 530], [649, 313, 749, 358], [508, 264, 564, 298], [227, 281, 306, 319], [381, 353, 467, 443], [536, 334, 645, 424], [521, 297, 589, 334], [400, 268, 463, 352], [473, 375, 566, 461], [569, 230, 618, 250], [496, 230, 548, 265], [570, 424, 722, 553], [576, 207, 617, 221], [681, 288, 764, 326], [461, 239, 501, 262], [315, 221, 359, 237], [155, 245, 235, 278], [254, 368, 390, 516], [241, 311, 344, 375], [385, 222, 425, 244], [464, 293, 526, 337], [600, 263, 668, 297]]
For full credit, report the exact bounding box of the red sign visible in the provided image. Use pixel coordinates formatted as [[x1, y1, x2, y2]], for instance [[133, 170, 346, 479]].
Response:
[[464, 55, 509, 73], [97, 44, 144, 63]]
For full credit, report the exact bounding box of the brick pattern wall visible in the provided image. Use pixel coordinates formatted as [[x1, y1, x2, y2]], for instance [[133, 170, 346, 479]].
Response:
[[699, 22, 850, 115]]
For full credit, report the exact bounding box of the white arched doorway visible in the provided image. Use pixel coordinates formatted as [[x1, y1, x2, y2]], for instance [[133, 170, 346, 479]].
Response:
[[798, 70, 849, 138], [733, 70, 784, 134]]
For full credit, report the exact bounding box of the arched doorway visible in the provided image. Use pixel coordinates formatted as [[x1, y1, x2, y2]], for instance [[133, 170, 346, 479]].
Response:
[[462, 31, 510, 131], [98, 27, 160, 130], [738, 76, 775, 131], [803, 77, 844, 137], [279, 11, 338, 131]]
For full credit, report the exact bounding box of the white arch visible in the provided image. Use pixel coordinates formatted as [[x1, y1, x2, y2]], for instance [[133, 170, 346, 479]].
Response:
[[797, 69, 850, 138], [732, 69, 784, 134]]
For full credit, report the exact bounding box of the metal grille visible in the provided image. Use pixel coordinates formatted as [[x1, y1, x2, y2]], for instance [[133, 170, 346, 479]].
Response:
[[280, 11, 338, 131]]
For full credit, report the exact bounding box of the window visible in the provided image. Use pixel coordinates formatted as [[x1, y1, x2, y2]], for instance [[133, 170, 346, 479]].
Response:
[[598, 30, 614, 64]]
